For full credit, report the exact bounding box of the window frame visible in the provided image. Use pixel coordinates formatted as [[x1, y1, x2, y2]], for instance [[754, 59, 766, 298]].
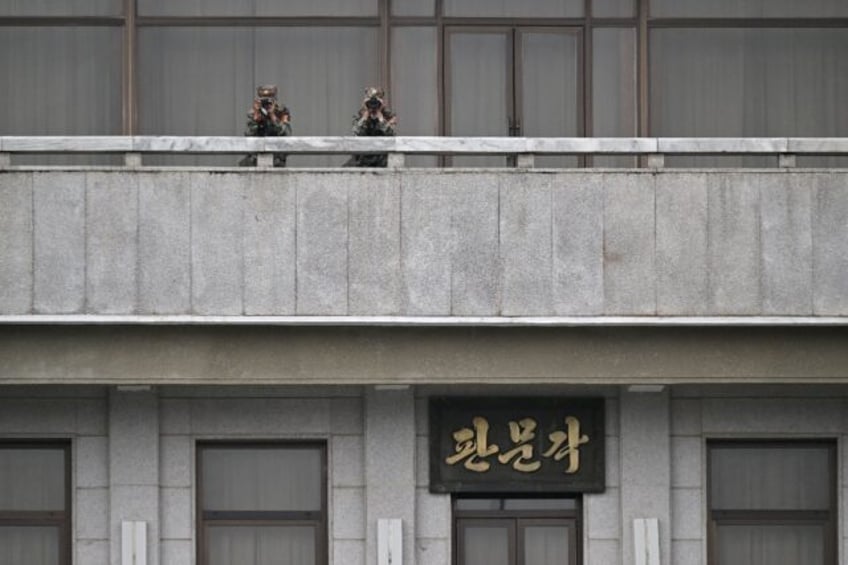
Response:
[[706, 439, 838, 565], [195, 441, 328, 565], [0, 440, 72, 565]]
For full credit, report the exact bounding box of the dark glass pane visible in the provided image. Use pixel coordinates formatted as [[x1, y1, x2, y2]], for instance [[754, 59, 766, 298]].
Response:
[[0, 526, 60, 565], [503, 499, 577, 511], [0, 0, 121, 16], [456, 499, 502, 511], [593, 0, 634, 18], [391, 27, 439, 166], [138, 0, 377, 17], [520, 31, 579, 168], [710, 445, 831, 510], [651, 29, 848, 167], [524, 526, 569, 565], [464, 526, 510, 565], [393, 0, 435, 17], [717, 524, 824, 565], [445, 0, 582, 17], [202, 447, 323, 511], [0, 27, 122, 165], [449, 32, 509, 167], [208, 526, 316, 565], [593, 28, 637, 167], [0, 449, 65, 511], [652, 0, 848, 18]]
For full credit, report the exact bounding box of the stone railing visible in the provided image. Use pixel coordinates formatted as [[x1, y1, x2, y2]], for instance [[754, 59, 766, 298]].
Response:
[[1, 136, 847, 168]]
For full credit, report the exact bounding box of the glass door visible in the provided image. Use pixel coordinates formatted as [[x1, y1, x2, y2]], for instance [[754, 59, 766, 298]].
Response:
[[454, 499, 579, 565], [446, 27, 582, 167]]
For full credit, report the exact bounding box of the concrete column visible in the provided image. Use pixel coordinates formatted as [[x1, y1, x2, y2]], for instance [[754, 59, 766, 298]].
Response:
[[109, 388, 160, 565], [365, 387, 416, 565], [620, 388, 671, 565]]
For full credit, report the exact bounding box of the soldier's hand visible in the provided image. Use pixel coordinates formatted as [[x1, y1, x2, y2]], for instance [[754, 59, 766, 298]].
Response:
[[281, 113, 291, 124]]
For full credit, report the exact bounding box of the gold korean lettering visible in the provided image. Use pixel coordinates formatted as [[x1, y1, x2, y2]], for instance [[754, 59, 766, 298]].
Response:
[[445, 416, 500, 472], [542, 416, 589, 474], [497, 418, 542, 472]]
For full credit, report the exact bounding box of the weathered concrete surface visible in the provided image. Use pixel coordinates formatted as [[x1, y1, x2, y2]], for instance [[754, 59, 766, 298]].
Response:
[[1, 326, 847, 385], [1, 169, 847, 318]]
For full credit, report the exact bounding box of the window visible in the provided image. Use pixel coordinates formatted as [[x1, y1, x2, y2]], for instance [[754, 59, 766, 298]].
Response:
[[708, 441, 837, 565], [0, 442, 71, 565], [197, 443, 327, 565]]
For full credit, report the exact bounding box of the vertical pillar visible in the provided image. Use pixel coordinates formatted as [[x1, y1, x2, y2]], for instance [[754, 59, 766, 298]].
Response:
[[109, 387, 160, 565], [366, 387, 416, 565], [620, 387, 670, 565]]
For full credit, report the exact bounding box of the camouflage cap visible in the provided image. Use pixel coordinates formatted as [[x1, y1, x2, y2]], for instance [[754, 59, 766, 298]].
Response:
[[364, 86, 385, 99], [257, 84, 278, 98]]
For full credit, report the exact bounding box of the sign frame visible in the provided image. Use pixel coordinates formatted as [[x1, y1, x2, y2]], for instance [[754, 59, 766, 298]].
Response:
[[429, 396, 605, 494]]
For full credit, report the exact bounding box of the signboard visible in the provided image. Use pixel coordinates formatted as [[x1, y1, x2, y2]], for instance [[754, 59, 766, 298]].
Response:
[[429, 397, 605, 493]]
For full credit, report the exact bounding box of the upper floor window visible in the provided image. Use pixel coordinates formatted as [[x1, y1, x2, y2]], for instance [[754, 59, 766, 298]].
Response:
[[708, 441, 837, 565], [197, 443, 327, 565], [0, 442, 71, 565]]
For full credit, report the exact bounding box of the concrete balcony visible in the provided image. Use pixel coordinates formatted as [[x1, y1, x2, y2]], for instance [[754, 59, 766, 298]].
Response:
[[1, 136, 847, 324]]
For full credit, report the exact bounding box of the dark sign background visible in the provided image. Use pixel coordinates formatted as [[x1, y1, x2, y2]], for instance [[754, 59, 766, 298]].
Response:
[[429, 397, 605, 493]]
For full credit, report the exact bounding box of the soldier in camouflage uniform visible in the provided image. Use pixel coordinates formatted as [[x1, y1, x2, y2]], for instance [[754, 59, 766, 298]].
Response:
[[345, 87, 397, 168], [239, 84, 291, 167]]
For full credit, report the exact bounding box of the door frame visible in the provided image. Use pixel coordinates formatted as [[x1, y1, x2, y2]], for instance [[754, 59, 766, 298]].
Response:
[[453, 498, 582, 565]]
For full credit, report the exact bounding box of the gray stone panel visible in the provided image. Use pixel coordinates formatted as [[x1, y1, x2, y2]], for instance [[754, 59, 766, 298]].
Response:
[[76, 398, 109, 435], [656, 174, 708, 315], [138, 172, 191, 314], [109, 391, 159, 486], [671, 540, 703, 565], [333, 487, 366, 540], [620, 391, 670, 565], [586, 488, 621, 540], [349, 174, 401, 315], [33, 172, 86, 313], [77, 540, 109, 565], [86, 172, 138, 313], [331, 397, 364, 435], [77, 436, 109, 488], [552, 173, 604, 315], [759, 174, 813, 314], [450, 174, 500, 315], [586, 539, 620, 565], [813, 173, 848, 315], [160, 487, 192, 539], [296, 175, 349, 315], [160, 399, 191, 434], [400, 173, 452, 315], [671, 488, 702, 540], [415, 488, 450, 539], [604, 175, 656, 314], [365, 388, 416, 565], [671, 398, 702, 436], [501, 174, 552, 315], [605, 436, 620, 488], [708, 175, 761, 314], [189, 398, 331, 435], [0, 399, 77, 432], [160, 541, 192, 565], [110, 485, 160, 565], [0, 173, 32, 313], [76, 488, 109, 539], [191, 173, 244, 315], [244, 173, 296, 315], [160, 435, 192, 488], [332, 435, 365, 487], [334, 540, 365, 565], [416, 539, 449, 565], [671, 437, 702, 488], [702, 398, 843, 434]]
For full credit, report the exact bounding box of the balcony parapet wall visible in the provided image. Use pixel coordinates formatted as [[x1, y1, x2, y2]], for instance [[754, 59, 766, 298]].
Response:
[[1, 137, 847, 323]]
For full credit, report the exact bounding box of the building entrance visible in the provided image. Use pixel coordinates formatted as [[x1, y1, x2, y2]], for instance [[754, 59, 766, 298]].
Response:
[[454, 498, 580, 565]]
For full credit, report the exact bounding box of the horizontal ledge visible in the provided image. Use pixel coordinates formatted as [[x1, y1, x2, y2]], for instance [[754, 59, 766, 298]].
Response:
[[2, 136, 848, 155], [1, 315, 847, 327]]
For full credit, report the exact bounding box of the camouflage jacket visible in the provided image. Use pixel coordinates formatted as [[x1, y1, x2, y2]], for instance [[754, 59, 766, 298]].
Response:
[[246, 106, 292, 137]]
